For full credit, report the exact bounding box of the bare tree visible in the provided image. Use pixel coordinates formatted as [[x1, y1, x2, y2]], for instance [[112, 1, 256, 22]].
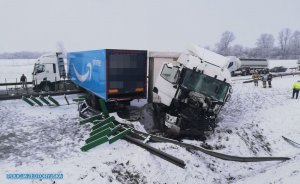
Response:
[[215, 31, 235, 56], [278, 28, 291, 59], [289, 30, 300, 58], [231, 44, 244, 57], [255, 33, 274, 58]]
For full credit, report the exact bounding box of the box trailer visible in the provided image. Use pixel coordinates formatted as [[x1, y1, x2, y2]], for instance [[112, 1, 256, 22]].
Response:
[[68, 49, 147, 102]]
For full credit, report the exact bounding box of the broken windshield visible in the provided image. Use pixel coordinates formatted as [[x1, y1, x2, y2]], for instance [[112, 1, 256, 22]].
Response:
[[181, 69, 230, 102]]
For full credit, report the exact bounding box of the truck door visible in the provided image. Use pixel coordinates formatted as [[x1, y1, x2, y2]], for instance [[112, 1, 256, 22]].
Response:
[[33, 63, 45, 84], [154, 63, 179, 106]]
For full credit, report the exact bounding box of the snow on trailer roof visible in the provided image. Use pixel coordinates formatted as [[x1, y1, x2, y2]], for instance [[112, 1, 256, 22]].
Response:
[[148, 51, 181, 59]]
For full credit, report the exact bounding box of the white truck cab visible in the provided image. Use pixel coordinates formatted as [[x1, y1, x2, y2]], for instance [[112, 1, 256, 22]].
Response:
[[153, 45, 233, 136], [32, 52, 66, 91]]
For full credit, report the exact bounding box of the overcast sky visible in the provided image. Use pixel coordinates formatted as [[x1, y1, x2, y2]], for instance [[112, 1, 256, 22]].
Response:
[[1, 0, 300, 52]]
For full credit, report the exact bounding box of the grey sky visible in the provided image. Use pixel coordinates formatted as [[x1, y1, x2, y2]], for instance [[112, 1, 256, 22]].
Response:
[[0, 0, 300, 52]]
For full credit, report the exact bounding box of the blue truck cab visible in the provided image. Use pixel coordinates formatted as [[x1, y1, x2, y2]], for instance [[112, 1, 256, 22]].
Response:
[[68, 49, 147, 103]]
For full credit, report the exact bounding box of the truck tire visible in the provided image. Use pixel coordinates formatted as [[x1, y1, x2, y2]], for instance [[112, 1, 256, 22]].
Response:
[[40, 82, 53, 92]]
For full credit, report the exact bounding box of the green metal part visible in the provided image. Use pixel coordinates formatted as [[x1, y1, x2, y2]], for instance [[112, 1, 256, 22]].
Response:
[[90, 122, 114, 136], [99, 99, 109, 118], [64, 94, 70, 105], [22, 96, 35, 106], [48, 95, 60, 106], [109, 129, 131, 144], [109, 125, 121, 136], [80, 114, 104, 125], [92, 120, 102, 124], [85, 128, 111, 144], [30, 96, 43, 106], [39, 95, 51, 105], [92, 116, 115, 130], [72, 98, 85, 102], [78, 95, 86, 99], [81, 136, 109, 152]]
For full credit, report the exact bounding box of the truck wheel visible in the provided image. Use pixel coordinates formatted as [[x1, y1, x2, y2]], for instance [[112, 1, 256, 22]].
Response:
[[41, 82, 53, 92], [43, 85, 50, 92]]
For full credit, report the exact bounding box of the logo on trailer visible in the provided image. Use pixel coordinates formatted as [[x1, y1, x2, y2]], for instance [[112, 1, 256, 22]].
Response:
[[72, 63, 92, 82]]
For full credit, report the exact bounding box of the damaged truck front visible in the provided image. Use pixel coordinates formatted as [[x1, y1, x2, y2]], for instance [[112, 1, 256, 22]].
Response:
[[152, 45, 232, 137]]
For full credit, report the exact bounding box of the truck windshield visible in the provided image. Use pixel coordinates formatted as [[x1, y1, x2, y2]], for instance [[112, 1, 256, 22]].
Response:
[[160, 64, 180, 84], [181, 69, 230, 102], [33, 64, 45, 74]]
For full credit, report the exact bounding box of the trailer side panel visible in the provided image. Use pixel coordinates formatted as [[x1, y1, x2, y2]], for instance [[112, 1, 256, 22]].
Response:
[[68, 50, 107, 100]]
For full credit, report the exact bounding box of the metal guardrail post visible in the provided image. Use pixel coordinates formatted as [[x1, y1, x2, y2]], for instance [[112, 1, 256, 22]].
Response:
[[73, 98, 85, 102], [64, 94, 69, 105], [109, 129, 131, 144], [80, 114, 104, 125], [48, 95, 60, 106], [30, 96, 43, 106], [109, 124, 121, 136], [90, 122, 114, 136], [55, 77, 57, 91], [5, 78, 8, 95], [22, 96, 35, 106], [85, 128, 112, 144], [81, 136, 109, 152], [39, 95, 51, 105], [92, 116, 115, 130], [15, 78, 18, 95]]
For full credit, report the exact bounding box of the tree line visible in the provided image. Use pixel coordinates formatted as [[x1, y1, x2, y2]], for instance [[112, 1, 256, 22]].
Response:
[[213, 28, 300, 59], [1, 30, 300, 60], [0, 51, 46, 59]]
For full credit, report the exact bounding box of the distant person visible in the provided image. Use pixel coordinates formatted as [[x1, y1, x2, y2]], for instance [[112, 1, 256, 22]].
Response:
[[267, 73, 273, 88], [292, 80, 300, 99], [252, 70, 260, 86], [20, 74, 27, 88], [261, 74, 268, 88]]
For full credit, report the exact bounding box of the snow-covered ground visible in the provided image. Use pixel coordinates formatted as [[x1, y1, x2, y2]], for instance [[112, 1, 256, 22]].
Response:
[[268, 59, 298, 69], [1, 75, 300, 184], [0, 59, 36, 83]]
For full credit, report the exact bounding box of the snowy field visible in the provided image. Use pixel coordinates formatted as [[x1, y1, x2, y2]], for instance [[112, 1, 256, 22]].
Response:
[[1, 75, 300, 183], [268, 60, 298, 69], [0, 59, 36, 83]]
